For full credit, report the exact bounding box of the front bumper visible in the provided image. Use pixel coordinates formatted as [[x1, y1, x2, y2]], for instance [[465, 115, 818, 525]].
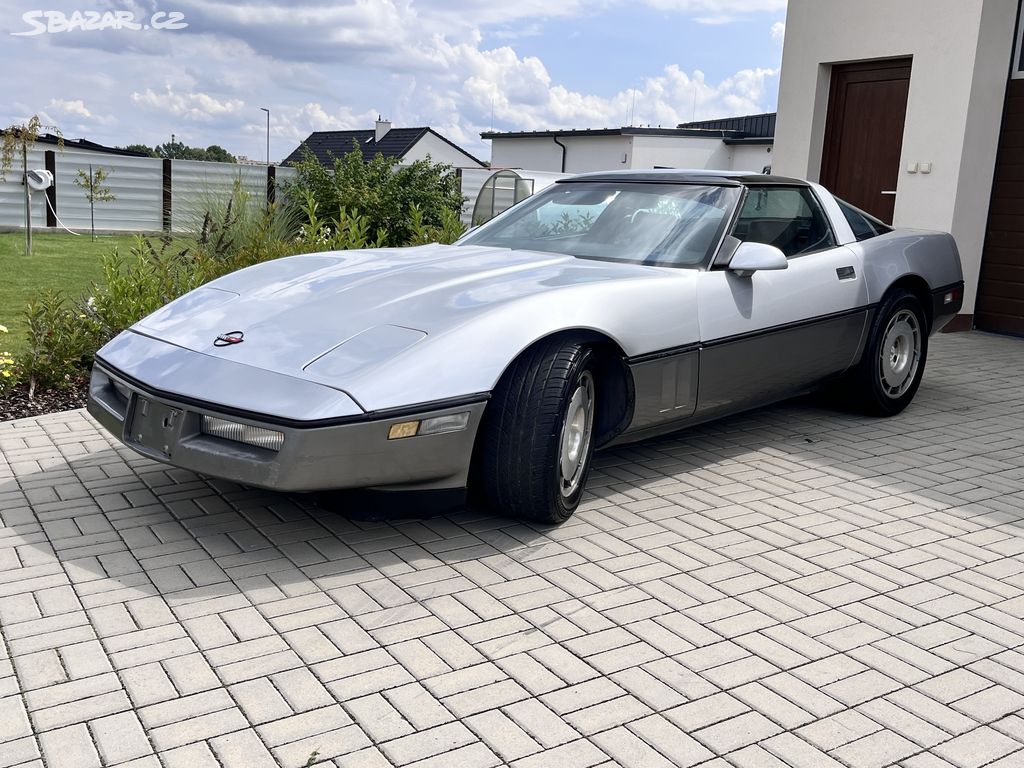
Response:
[[87, 363, 487, 493]]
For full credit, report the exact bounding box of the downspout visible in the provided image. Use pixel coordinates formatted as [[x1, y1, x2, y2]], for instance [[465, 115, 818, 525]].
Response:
[[552, 136, 567, 172]]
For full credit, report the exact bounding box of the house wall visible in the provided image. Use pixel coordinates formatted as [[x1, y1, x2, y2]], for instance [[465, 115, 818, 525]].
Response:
[[729, 144, 774, 174], [773, 0, 1018, 315], [490, 136, 632, 173], [629, 135, 732, 170], [402, 132, 485, 168], [562, 136, 633, 172], [490, 134, 776, 175]]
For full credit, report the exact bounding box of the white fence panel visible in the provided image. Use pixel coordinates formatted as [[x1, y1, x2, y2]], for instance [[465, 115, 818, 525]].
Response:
[[275, 166, 298, 186], [0, 148, 46, 228], [170, 160, 268, 232], [0, 149, 391, 234], [55, 149, 163, 232]]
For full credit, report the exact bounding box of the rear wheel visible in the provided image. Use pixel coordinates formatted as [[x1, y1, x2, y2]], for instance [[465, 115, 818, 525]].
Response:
[[478, 340, 597, 524], [848, 289, 928, 415]]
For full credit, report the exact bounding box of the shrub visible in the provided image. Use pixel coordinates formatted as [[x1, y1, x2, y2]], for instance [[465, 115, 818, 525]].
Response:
[[19, 291, 100, 396], [184, 178, 303, 264], [406, 203, 466, 246], [295, 188, 387, 251], [286, 142, 465, 247]]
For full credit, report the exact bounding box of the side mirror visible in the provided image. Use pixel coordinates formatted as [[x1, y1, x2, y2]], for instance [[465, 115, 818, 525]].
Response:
[[727, 241, 788, 277]]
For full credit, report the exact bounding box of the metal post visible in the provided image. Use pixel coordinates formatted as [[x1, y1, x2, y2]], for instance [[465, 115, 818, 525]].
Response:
[[23, 144, 31, 256], [260, 107, 270, 211], [89, 163, 95, 240], [260, 107, 270, 165]]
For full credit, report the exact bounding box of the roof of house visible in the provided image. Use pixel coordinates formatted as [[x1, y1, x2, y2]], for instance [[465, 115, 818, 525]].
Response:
[[31, 133, 151, 157], [283, 127, 484, 167], [481, 113, 777, 145], [480, 126, 742, 140], [677, 112, 776, 145]]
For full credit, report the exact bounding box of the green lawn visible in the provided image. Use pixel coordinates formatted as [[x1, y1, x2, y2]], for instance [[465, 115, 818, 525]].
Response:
[[0, 232, 139, 356]]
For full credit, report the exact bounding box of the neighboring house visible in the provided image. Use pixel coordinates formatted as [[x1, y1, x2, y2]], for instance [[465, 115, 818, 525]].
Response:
[[480, 114, 775, 175], [774, 0, 1022, 336], [677, 113, 776, 173], [284, 119, 486, 169]]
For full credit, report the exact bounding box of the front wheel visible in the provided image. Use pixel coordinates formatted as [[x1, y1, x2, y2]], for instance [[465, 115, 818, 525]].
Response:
[[848, 289, 928, 416], [477, 340, 597, 524]]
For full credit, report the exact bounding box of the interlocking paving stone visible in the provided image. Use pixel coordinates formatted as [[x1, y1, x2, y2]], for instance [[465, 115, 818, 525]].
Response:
[[3, 333, 1024, 765]]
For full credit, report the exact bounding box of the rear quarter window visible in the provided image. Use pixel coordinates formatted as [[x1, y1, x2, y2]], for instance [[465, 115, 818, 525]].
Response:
[[836, 198, 893, 241]]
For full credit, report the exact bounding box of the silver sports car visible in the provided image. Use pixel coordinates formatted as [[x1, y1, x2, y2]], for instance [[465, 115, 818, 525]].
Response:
[[88, 171, 964, 523]]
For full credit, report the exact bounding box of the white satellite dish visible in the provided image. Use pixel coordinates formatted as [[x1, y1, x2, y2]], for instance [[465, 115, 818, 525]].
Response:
[[26, 169, 53, 191]]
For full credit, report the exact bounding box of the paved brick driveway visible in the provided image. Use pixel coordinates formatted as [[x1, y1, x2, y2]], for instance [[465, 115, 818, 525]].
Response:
[[1, 331, 1024, 768]]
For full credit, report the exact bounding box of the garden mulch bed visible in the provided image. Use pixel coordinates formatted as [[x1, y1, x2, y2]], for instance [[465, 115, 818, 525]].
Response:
[[0, 379, 89, 422]]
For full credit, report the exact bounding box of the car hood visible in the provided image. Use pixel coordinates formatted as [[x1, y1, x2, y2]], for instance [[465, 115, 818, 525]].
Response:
[[133, 243, 661, 391]]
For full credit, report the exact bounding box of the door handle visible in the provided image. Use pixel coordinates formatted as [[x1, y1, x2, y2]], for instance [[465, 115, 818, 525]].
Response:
[[881, 191, 897, 196], [836, 266, 856, 280]]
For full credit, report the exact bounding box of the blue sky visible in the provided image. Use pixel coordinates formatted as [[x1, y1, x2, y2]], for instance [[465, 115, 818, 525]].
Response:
[[2, 1, 787, 161]]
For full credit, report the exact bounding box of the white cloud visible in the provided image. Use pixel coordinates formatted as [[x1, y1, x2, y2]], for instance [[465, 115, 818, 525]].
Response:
[[771, 21, 785, 44], [48, 98, 91, 119], [446, 39, 778, 136], [262, 103, 382, 142], [130, 86, 245, 122], [44, 98, 117, 127]]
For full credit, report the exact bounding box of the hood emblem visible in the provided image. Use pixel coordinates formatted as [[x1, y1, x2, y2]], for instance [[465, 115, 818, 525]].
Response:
[[214, 331, 245, 347]]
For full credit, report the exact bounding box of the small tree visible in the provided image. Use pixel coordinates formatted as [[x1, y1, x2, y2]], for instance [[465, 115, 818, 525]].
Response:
[[204, 144, 237, 163], [73, 164, 116, 240], [119, 143, 158, 157], [1, 115, 62, 256]]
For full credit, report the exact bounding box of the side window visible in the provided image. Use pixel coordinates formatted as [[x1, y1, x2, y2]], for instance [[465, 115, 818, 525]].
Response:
[[835, 198, 893, 241], [731, 186, 836, 257]]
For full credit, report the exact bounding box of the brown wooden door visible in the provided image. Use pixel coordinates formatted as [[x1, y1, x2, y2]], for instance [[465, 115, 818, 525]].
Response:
[[978, 79, 1024, 336], [820, 59, 912, 224]]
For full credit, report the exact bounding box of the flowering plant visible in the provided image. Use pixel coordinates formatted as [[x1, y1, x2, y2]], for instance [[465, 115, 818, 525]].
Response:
[[0, 324, 15, 384]]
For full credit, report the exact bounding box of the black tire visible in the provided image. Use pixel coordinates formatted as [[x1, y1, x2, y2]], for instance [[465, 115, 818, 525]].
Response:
[[477, 339, 597, 524], [847, 288, 929, 416]]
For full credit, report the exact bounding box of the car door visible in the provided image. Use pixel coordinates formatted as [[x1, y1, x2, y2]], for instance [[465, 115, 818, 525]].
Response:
[[694, 185, 869, 417]]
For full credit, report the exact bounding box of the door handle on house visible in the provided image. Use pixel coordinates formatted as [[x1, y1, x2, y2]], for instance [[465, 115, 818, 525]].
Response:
[[881, 191, 897, 196]]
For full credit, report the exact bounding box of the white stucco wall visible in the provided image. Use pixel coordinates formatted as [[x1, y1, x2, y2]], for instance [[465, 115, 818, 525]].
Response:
[[562, 136, 633, 173], [490, 137, 566, 171], [629, 135, 732, 170], [774, 0, 1018, 315], [401, 131, 485, 168], [490, 135, 631, 173], [489, 134, 771, 174], [729, 144, 774, 174]]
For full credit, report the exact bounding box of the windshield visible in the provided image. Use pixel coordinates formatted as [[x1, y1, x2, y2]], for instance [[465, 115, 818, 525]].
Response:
[[459, 181, 740, 267]]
